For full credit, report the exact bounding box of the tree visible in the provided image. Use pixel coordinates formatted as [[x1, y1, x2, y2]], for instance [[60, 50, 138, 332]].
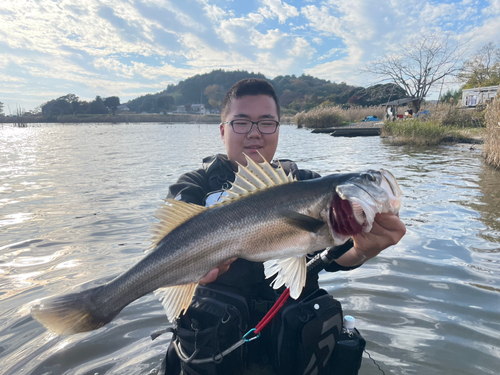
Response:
[[363, 33, 470, 112], [459, 42, 500, 89], [204, 84, 225, 109], [0, 101, 4, 116], [157, 95, 175, 112], [90, 96, 108, 114], [104, 96, 120, 115], [139, 96, 157, 113], [41, 93, 79, 116], [279, 90, 303, 107], [440, 89, 462, 103]]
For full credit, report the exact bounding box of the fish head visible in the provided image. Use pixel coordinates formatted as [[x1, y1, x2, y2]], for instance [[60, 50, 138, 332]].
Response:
[[328, 169, 402, 237]]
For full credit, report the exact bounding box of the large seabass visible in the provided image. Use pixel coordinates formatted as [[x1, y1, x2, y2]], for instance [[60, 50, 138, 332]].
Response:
[[31, 155, 402, 335]]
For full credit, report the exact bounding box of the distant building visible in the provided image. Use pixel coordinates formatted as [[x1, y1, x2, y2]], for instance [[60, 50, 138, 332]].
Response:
[[461, 85, 498, 107], [191, 104, 209, 115], [175, 105, 187, 113], [116, 104, 130, 112]]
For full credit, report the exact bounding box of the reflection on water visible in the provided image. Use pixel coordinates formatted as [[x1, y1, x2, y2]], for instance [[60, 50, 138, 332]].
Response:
[[474, 166, 500, 246], [0, 124, 499, 375]]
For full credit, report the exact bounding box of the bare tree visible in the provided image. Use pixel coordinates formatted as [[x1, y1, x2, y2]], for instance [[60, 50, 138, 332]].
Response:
[[458, 42, 500, 88], [364, 33, 470, 112]]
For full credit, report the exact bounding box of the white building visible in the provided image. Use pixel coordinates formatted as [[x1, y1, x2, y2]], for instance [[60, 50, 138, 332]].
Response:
[[191, 104, 209, 115], [175, 105, 187, 113], [461, 85, 499, 107]]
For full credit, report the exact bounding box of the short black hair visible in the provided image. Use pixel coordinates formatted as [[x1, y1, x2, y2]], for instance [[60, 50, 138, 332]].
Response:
[[221, 78, 280, 122]]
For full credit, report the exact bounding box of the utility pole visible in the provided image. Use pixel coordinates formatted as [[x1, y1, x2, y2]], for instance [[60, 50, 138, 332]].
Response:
[[437, 79, 445, 106]]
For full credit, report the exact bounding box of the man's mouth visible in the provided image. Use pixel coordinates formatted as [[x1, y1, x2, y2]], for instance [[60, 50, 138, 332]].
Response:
[[245, 145, 262, 150]]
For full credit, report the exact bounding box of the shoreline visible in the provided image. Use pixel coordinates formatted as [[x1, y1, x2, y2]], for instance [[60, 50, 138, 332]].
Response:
[[2, 118, 487, 146], [0, 113, 222, 124]]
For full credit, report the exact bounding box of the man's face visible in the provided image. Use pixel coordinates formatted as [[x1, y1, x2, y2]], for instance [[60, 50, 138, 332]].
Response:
[[220, 94, 280, 168]]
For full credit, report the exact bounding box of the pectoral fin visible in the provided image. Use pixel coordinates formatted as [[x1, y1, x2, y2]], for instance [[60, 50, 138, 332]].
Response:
[[264, 256, 307, 299], [280, 210, 325, 233], [155, 283, 198, 322]]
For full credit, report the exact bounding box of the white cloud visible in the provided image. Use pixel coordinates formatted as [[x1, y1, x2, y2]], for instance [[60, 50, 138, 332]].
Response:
[[216, 14, 264, 44], [317, 48, 343, 61], [250, 29, 286, 49], [258, 0, 299, 24], [301, 5, 342, 36], [288, 37, 316, 59], [197, 0, 229, 22], [0, 0, 499, 111]]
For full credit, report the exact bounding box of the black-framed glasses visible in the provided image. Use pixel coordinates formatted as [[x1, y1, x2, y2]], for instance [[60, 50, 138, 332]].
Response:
[[224, 120, 280, 134]]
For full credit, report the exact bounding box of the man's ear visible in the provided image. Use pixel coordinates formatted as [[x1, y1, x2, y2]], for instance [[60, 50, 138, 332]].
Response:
[[220, 123, 225, 144]]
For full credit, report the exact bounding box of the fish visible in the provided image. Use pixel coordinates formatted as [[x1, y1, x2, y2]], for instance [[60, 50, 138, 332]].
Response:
[[30, 154, 402, 335]]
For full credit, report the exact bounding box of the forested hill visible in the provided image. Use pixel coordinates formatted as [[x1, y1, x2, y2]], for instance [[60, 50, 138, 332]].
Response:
[[126, 69, 406, 113]]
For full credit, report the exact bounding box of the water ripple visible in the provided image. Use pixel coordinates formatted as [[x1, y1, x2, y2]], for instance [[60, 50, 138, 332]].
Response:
[[0, 124, 499, 375]]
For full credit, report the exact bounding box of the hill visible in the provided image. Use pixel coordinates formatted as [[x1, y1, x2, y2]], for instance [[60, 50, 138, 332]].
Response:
[[126, 70, 407, 114]]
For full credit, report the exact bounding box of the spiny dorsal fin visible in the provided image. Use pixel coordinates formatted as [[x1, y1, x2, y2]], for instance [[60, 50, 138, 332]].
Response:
[[147, 199, 206, 252], [155, 283, 198, 322], [220, 152, 295, 203]]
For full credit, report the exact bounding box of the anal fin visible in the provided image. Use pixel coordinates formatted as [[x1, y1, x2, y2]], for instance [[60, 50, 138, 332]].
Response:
[[263, 256, 307, 299], [155, 283, 198, 322]]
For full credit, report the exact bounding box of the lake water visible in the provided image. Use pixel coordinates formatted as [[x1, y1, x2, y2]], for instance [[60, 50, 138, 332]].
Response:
[[1, 124, 499, 375]]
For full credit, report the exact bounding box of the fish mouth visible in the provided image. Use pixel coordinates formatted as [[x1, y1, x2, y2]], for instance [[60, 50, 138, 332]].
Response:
[[329, 194, 365, 236], [329, 170, 402, 237]]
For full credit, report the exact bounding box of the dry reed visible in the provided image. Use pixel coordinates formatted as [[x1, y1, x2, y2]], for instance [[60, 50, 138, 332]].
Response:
[[341, 106, 385, 123], [294, 105, 385, 128], [382, 103, 487, 145], [295, 106, 346, 128], [484, 87, 500, 169], [427, 104, 485, 128], [381, 120, 463, 145]]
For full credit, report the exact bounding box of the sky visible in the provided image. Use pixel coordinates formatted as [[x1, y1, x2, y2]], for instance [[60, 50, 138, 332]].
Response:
[[1, 0, 499, 113]]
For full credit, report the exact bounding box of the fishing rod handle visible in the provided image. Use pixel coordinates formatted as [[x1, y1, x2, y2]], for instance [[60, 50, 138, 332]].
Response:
[[306, 239, 355, 275]]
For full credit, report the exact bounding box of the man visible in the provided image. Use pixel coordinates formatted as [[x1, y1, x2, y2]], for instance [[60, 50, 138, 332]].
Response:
[[161, 78, 406, 375]]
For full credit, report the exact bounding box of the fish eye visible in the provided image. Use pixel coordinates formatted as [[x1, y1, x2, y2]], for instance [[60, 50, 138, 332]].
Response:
[[361, 172, 375, 182]]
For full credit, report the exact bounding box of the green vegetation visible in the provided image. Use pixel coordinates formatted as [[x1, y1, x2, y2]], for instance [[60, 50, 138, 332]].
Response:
[[41, 94, 120, 116], [125, 69, 406, 115], [440, 89, 462, 104], [382, 104, 486, 145], [484, 86, 500, 168], [382, 120, 463, 145], [27, 70, 408, 122], [104, 96, 120, 115]]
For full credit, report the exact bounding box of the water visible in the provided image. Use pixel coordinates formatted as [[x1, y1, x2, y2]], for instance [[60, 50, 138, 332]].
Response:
[[1, 124, 499, 375]]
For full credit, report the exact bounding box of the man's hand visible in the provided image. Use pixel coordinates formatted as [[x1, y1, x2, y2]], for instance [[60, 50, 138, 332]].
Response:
[[336, 213, 406, 267], [199, 257, 237, 285]]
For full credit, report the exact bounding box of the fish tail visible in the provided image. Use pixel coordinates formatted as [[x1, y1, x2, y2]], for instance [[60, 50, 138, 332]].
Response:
[[30, 285, 119, 335]]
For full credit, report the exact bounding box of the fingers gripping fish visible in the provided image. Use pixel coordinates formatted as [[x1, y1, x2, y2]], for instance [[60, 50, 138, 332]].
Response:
[[30, 154, 402, 335]]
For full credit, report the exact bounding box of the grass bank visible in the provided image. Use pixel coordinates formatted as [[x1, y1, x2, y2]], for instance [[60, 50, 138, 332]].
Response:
[[0, 113, 221, 124], [484, 87, 500, 169], [294, 105, 385, 128], [382, 105, 486, 145]]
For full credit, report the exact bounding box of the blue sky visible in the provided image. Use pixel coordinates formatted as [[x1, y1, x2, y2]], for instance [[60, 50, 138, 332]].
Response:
[[1, 0, 499, 113]]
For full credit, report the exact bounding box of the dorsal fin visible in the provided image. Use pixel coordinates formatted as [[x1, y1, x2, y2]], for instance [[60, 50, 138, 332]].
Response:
[[220, 152, 295, 203], [147, 199, 206, 252]]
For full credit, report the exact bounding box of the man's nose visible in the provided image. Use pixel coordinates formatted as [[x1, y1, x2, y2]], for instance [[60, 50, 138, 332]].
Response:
[[246, 123, 262, 137]]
